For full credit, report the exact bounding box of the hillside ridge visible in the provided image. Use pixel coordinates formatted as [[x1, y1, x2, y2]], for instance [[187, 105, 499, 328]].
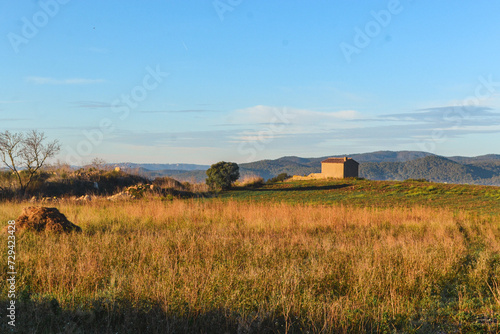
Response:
[[115, 151, 500, 186]]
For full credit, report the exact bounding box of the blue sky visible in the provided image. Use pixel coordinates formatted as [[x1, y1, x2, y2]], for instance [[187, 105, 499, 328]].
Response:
[[1, 0, 500, 165]]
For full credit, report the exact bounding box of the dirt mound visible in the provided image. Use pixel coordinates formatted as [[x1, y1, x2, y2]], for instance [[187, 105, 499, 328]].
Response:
[[16, 207, 82, 233]]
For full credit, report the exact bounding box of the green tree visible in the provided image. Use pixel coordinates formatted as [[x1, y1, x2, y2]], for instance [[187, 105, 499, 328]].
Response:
[[0, 130, 60, 195], [206, 161, 239, 191]]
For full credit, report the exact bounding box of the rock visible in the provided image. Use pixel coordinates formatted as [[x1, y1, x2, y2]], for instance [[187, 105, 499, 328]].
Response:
[[41, 197, 58, 203], [76, 195, 92, 202], [107, 192, 134, 201], [15, 207, 82, 234]]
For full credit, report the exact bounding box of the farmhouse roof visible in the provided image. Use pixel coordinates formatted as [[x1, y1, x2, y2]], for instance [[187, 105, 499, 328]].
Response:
[[321, 157, 359, 164]]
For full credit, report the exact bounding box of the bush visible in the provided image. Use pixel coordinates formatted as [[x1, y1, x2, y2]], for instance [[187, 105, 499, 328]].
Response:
[[153, 177, 185, 190], [33, 169, 149, 197], [0, 186, 15, 200], [405, 178, 429, 183], [266, 173, 290, 184], [206, 161, 239, 191]]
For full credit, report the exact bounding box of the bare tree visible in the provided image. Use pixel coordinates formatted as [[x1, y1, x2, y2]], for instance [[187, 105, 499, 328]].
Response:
[[0, 131, 24, 192], [0, 130, 61, 194], [90, 157, 107, 171]]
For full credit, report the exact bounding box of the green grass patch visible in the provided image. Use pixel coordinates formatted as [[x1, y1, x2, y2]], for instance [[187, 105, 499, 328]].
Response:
[[221, 178, 500, 215]]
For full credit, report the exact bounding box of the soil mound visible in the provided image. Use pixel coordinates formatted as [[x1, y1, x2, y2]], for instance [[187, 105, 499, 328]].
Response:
[[16, 207, 82, 233]]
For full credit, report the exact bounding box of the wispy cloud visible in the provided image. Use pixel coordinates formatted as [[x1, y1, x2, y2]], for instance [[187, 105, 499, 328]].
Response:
[[228, 104, 500, 155], [434, 124, 500, 134], [51, 103, 499, 161], [377, 106, 500, 133], [71, 101, 114, 109], [138, 109, 218, 114], [234, 105, 362, 125], [106, 129, 238, 148], [0, 118, 27, 122], [27, 77, 105, 85], [381, 106, 499, 122]]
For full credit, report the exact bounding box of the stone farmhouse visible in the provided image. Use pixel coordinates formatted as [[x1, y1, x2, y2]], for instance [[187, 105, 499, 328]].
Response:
[[320, 157, 359, 178], [292, 157, 359, 180]]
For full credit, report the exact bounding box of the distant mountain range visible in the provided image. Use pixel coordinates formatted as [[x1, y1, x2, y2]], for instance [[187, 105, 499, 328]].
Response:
[[112, 151, 500, 186], [112, 162, 210, 171]]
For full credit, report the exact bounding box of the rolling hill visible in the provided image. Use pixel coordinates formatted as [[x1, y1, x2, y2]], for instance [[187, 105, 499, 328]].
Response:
[[360, 155, 498, 184], [114, 151, 500, 186]]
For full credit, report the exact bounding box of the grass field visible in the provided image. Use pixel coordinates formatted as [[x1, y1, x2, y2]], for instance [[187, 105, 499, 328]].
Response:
[[224, 178, 500, 216], [1, 180, 500, 333]]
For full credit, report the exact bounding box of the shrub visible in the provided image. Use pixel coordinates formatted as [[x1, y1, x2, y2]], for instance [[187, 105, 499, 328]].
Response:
[[153, 177, 185, 190], [405, 178, 428, 182], [266, 173, 290, 184], [0, 186, 15, 200]]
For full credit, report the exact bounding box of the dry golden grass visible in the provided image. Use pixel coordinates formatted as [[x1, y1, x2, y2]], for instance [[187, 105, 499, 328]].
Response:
[[1, 199, 499, 333]]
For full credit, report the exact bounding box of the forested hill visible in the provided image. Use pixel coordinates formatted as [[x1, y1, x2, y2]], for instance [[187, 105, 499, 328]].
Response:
[[239, 154, 500, 185], [238, 151, 437, 180], [360, 155, 500, 185], [119, 151, 500, 186]]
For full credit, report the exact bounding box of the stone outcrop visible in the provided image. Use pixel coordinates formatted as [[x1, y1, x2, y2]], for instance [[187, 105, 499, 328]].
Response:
[[107, 184, 156, 200], [75, 195, 92, 202], [107, 191, 134, 201]]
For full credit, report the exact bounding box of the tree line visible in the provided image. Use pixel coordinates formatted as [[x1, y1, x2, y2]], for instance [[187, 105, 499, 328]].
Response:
[[0, 129, 243, 197]]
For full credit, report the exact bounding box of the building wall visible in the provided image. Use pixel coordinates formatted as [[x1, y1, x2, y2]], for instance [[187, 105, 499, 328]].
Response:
[[321, 160, 359, 178], [343, 160, 359, 178], [321, 162, 345, 178]]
